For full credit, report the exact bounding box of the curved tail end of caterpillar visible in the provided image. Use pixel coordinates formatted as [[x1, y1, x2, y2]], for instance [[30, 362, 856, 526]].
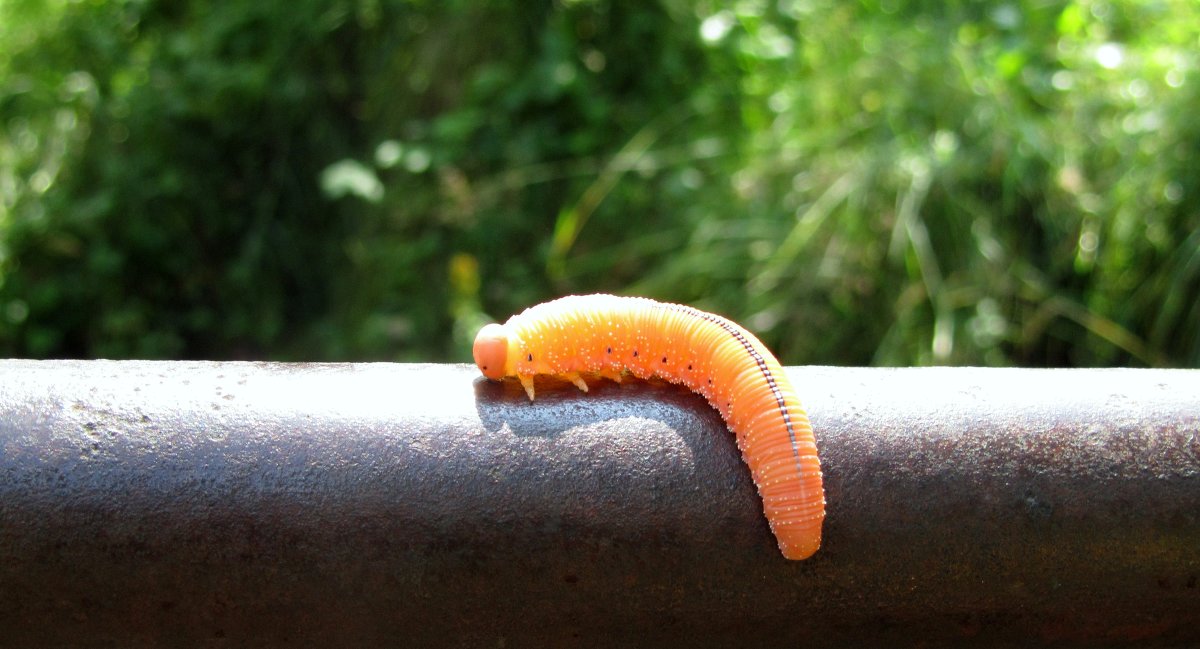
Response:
[[773, 513, 824, 560]]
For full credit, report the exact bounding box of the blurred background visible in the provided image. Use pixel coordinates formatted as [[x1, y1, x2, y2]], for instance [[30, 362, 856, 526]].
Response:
[[0, 0, 1196, 367]]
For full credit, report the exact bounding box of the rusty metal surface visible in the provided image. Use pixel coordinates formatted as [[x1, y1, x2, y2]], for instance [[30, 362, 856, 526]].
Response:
[[0, 361, 1198, 647]]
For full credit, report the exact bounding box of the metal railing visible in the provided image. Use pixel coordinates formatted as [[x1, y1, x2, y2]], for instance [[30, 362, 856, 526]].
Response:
[[1, 361, 1198, 647]]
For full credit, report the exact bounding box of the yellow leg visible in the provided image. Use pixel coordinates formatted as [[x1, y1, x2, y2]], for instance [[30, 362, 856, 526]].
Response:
[[599, 369, 625, 383], [564, 372, 588, 393], [519, 375, 536, 401]]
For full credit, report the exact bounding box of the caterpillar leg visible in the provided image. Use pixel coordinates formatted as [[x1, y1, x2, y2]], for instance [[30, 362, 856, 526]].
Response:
[[564, 372, 588, 393], [519, 375, 536, 401], [599, 369, 625, 384]]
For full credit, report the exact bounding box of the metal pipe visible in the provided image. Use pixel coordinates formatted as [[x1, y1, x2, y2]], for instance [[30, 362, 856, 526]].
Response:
[[1, 361, 1198, 647]]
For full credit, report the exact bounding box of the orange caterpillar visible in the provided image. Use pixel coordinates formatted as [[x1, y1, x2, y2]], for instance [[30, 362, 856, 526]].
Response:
[[472, 294, 825, 560]]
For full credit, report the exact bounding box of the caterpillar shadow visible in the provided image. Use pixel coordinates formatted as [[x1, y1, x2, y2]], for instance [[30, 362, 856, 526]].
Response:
[[474, 374, 707, 440], [472, 373, 758, 490], [468, 371, 804, 567]]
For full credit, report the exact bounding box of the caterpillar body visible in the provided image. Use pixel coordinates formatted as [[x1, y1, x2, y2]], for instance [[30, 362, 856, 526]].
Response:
[[472, 294, 825, 560]]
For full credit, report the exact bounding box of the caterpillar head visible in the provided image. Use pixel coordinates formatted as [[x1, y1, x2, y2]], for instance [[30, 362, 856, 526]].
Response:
[[472, 323, 511, 379]]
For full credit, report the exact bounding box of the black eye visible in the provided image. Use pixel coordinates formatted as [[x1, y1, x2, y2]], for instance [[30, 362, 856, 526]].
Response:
[[661, 356, 667, 363], [606, 347, 612, 354], [633, 350, 638, 357], [527, 353, 533, 362]]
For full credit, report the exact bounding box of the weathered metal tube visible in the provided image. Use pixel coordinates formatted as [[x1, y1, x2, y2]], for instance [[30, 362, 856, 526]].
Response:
[[1, 361, 1197, 647]]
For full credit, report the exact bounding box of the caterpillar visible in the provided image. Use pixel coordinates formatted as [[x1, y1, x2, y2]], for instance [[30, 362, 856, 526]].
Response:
[[472, 294, 825, 560]]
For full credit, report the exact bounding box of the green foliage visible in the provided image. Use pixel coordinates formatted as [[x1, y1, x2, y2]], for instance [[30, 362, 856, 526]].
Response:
[[2, 0, 1198, 367], [1, 0, 369, 358], [624, 0, 1200, 368]]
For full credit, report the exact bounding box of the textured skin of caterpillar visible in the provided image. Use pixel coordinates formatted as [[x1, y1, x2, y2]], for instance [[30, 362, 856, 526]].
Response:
[[472, 294, 825, 560]]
